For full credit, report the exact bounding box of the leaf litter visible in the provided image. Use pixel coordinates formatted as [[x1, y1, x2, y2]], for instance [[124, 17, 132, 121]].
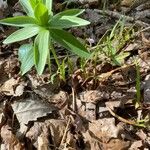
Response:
[[0, 0, 150, 150]]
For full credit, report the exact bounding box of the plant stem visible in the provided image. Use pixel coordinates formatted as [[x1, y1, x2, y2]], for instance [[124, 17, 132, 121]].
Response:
[[50, 42, 61, 69], [47, 48, 51, 74]]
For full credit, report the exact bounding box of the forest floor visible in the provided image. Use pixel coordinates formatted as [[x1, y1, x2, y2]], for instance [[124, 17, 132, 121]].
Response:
[[0, 0, 150, 150]]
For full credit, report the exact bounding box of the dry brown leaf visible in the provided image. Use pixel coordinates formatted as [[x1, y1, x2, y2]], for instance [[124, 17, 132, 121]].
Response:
[[83, 131, 130, 150], [0, 77, 26, 96], [89, 118, 120, 142], [129, 140, 143, 150], [0, 61, 9, 85], [49, 91, 68, 109], [79, 90, 107, 103], [1, 125, 25, 150], [0, 78, 18, 96], [11, 96, 56, 133], [83, 131, 103, 150], [26, 119, 66, 148], [37, 133, 49, 150], [103, 139, 130, 150]]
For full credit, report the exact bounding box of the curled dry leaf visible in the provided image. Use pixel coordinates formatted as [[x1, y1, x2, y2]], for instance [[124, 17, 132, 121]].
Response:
[[0, 77, 26, 96], [49, 91, 68, 109], [1, 125, 25, 150], [0, 78, 18, 96]]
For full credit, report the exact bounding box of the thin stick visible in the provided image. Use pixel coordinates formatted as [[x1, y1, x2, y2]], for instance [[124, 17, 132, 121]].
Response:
[[60, 116, 71, 146]]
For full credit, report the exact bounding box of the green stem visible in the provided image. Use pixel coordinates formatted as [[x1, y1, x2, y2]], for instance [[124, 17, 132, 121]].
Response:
[[47, 48, 51, 74], [50, 42, 61, 69]]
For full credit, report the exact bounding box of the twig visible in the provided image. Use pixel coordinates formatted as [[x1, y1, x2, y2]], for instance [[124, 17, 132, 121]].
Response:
[[106, 105, 136, 125], [60, 116, 71, 146], [72, 87, 76, 112]]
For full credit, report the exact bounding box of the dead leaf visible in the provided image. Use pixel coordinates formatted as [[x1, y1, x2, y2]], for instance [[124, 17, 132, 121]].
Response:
[[129, 140, 143, 150], [0, 78, 18, 96], [83, 130, 104, 150], [0, 0, 8, 10], [103, 139, 130, 150], [11, 95, 56, 127], [79, 90, 107, 104], [83, 130, 130, 150], [38, 133, 49, 150], [89, 118, 120, 142], [0, 61, 9, 85], [26, 119, 66, 148], [14, 83, 25, 97], [49, 91, 68, 109], [1, 125, 25, 150], [0, 77, 25, 96]]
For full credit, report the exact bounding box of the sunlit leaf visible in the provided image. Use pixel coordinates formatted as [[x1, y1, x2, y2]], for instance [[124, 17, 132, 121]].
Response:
[[3, 26, 40, 44], [43, 0, 53, 14], [53, 9, 85, 18], [0, 16, 38, 27], [29, 0, 40, 9], [34, 29, 49, 75], [34, 3, 49, 25], [19, 0, 34, 17], [18, 44, 34, 75], [113, 52, 130, 65], [50, 16, 90, 28], [50, 28, 90, 58]]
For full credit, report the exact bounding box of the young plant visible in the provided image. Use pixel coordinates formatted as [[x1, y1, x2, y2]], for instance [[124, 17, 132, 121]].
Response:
[[0, 0, 90, 75], [93, 17, 132, 66], [135, 60, 141, 108]]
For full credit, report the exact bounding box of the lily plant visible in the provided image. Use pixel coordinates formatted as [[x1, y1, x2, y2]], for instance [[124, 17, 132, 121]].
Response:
[[0, 0, 90, 75]]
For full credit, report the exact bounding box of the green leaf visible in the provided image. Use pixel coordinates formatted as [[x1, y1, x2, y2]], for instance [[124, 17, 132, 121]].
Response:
[[18, 44, 34, 75], [43, 0, 53, 14], [34, 30, 49, 75], [53, 9, 85, 18], [113, 52, 130, 65], [115, 52, 130, 61], [50, 16, 90, 28], [34, 36, 39, 68], [50, 28, 90, 58], [29, 0, 40, 9], [19, 0, 34, 17], [34, 3, 49, 25], [3, 26, 40, 44], [0, 16, 38, 27]]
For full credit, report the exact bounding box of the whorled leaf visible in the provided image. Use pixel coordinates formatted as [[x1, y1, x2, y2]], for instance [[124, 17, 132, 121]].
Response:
[[50, 28, 90, 58], [3, 26, 40, 44], [0, 16, 38, 27], [43, 0, 53, 14], [34, 29, 49, 75], [34, 3, 49, 25], [50, 16, 90, 28], [18, 44, 34, 75], [19, 0, 34, 17]]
